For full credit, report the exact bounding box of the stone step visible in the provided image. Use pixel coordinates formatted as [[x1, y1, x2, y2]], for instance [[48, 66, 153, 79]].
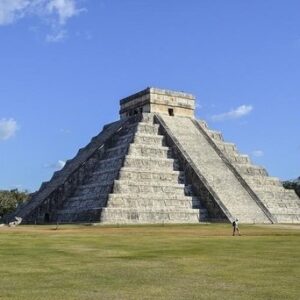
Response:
[[64, 193, 108, 204], [100, 208, 206, 224], [75, 179, 189, 197], [266, 202, 300, 209], [117, 123, 138, 135], [243, 175, 282, 187], [128, 144, 170, 158], [107, 197, 202, 209], [112, 132, 134, 147], [104, 144, 129, 158], [113, 180, 186, 194], [126, 122, 158, 133], [123, 156, 179, 170], [62, 197, 107, 210], [74, 183, 113, 196], [96, 156, 124, 169], [250, 185, 288, 193], [207, 130, 223, 141], [92, 168, 120, 176], [108, 130, 136, 147], [118, 168, 183, 183], [135, 123, 159, 135], [108, 193, 197, 200], [234, 164, 268, 176], [87, 169, 119, 184], [214, 141, 238, 154], [255, 189, 298, 201], [225, 154, 251, 164], [197, 120, 209, 129], [140, 113, 155, 124], [133, 133, 165, 146]]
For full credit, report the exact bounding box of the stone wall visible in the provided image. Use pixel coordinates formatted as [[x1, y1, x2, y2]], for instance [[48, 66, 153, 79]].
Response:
[[6, 117, 137, 223], [120, 87, 195, 119]]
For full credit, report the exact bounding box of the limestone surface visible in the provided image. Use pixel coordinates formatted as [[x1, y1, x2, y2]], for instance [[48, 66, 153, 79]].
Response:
[[7, 88, 300, 224]]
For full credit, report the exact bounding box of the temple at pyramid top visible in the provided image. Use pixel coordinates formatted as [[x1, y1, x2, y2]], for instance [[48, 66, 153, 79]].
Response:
[[119, 87, 195, 119]]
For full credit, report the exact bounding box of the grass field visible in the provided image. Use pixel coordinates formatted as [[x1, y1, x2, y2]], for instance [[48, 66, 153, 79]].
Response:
[[0, 224, 299, 300]]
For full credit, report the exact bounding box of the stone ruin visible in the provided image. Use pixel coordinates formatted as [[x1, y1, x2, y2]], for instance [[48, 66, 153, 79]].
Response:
[[8, 88, 300, 224]]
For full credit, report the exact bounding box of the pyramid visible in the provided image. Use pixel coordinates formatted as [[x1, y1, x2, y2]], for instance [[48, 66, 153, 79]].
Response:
[[10, 88, 300, 224]]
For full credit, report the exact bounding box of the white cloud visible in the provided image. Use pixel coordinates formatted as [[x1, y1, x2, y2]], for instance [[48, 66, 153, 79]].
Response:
[[0, 0, 29, 25], [44, 160, 66, 170], [0, 118, 19, 140], [252, 150, 264, 157], [46, 28, 66, 42], [47, 0, 82, 25], [211, 105, 253, 122], [0, 0, 85, 42]]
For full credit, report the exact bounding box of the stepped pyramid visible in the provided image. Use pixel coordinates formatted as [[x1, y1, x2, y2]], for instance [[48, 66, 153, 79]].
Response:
[[10, 88, 300, 224]]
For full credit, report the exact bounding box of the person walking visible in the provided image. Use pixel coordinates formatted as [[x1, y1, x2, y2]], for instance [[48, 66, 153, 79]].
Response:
[[232, 218, 241, 236]]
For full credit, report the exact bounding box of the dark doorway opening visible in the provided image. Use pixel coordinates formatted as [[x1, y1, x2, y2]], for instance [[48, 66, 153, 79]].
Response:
[[168, 108, 174, 116], [44, 213, 50, 223]]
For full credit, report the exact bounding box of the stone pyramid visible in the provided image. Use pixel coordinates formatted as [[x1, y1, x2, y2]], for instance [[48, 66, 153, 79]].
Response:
[[10, 88, 300, 224]]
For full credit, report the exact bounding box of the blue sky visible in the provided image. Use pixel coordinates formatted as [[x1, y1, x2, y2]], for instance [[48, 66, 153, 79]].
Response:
[[0, 0, 299, 192]]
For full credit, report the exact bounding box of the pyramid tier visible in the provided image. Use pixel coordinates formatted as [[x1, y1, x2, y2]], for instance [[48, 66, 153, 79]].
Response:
[[118, 169, 183, 183], [101, 208, 206, 224], [107, 194, 202, 209]]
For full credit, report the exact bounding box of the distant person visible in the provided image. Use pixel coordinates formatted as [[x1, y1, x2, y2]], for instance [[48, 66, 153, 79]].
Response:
[[232, 219, 241, 236]]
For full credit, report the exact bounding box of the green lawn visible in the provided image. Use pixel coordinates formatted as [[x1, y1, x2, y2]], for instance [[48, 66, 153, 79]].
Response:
[[0, 224, 299, 300]]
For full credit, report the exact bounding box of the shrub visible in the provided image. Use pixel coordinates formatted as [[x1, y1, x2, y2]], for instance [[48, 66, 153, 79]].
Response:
[[282, 177, 300, 198]]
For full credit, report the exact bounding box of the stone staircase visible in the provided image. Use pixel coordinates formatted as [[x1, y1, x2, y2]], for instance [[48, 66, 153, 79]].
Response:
[[55, 115, 207, 224], [101, 117, 207, 224], [198, 120, 300, 223], [160, 115, 272, 223], [53, 122, 137, 223]]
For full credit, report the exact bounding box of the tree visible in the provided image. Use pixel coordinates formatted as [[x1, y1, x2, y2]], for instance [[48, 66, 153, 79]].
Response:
[[282, 177, 300, 198], [0, 189, 29, 219]]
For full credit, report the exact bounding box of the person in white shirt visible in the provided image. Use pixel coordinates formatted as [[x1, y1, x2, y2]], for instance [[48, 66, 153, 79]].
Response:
[[232, 218, 241, 236]]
